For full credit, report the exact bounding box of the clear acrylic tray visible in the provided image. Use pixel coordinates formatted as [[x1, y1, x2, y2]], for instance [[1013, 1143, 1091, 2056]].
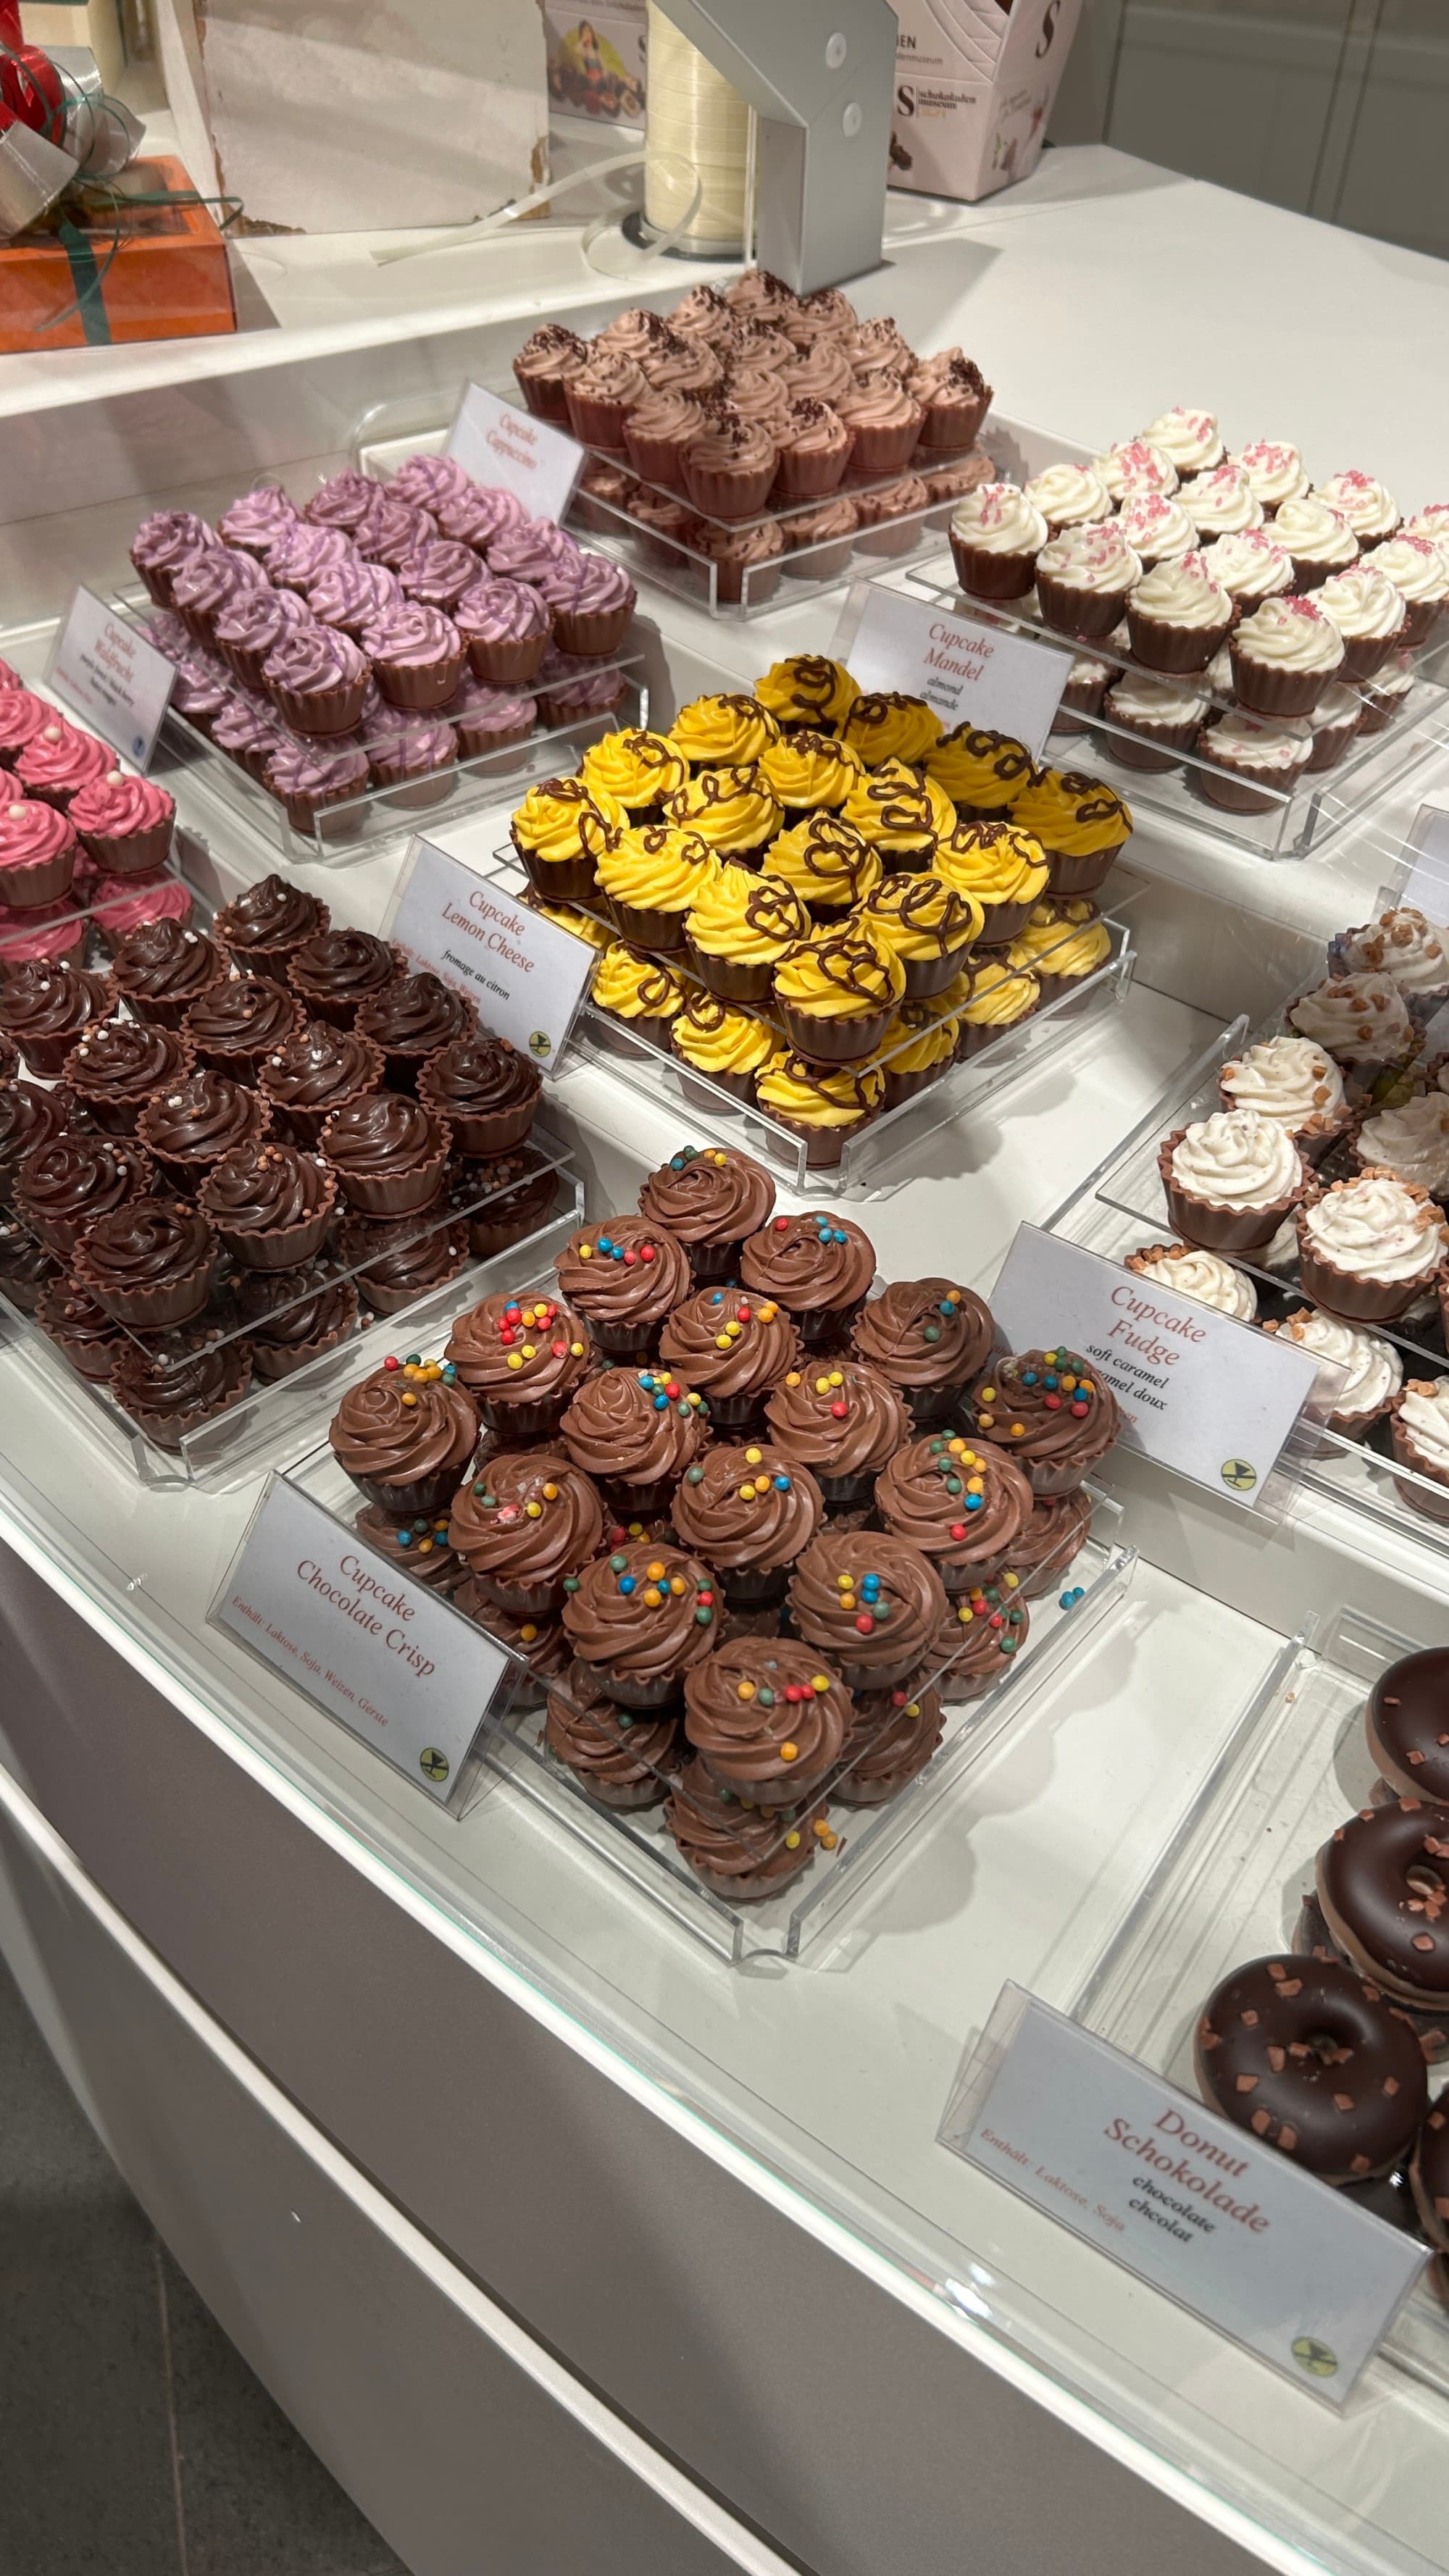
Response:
[[1043, 1016, 1449, 1551], [287, 1399, 1132, 1965], [1069, 1600, 1449, 2401]]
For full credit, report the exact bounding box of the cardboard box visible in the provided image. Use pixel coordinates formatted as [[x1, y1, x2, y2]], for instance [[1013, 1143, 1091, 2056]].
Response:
[[0, 151, 235, 349], [544, 3, 646, 123], [889, 0, 1084, 204]]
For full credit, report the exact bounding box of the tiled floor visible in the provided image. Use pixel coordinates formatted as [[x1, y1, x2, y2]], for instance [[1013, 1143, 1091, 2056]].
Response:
[[0, 1952, 407, 2576]]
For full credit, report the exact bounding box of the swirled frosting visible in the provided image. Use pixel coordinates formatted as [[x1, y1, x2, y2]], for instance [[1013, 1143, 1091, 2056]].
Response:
[[788, 1531, 946, 1680], [1395, 1378, 1449, 1471], [1303, 1174, 1447, 1281], [851, 1279, 995, 1390], [1364, 533, 1449, 605], [950, 483, 1047, 556], [1219, 1035, 1345, 1134], [1289, 974, 1416, 1064], [1274, 493, 1358, 569], [556, 1213, 692, 1333], [69, 771, 174, 840], [1357, 1093, 1449, 1193], [307, 557, 402, 635], [1037, 520, 1142, 595], [1115, 491, 1197, 564], [1318, 564, 1407, 645], [1129, 548, 1230, 630], [876, 1428, 1033, 1573], [1180, 463, 1263, 536], [1234, 594, 1345, 674], [448, 1451, 603, 1589], [671, 1441, 822, 1573], [1093, 438, 1178, 501], [638, 1143, 774, 1247], [682, 1636, 850, 1790], [1139, 409, 1224, 474], [764, 1356, 906, 1474], [329, 1362, 479, 1489], [1125, 1243, 1258, 1318], [1024, 461, 1112, 528], [1200, 528, 1293, 602], [739, 1211, 874, 1317], [1316, 471, 1399, 539], [1233, 442, 1309, 509], [1169, 1108, 1303, 1210], [561, 1539, 717, 1689], [199, 1138, 333, 1239]]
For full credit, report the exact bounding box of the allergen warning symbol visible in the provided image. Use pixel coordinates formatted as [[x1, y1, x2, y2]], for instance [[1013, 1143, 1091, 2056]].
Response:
[[528, 1029, 551, 1058], [1220, 1458, 1258, 1493], [1291, 2335, 1337, 2379], [419, 1747, 451, 1783]]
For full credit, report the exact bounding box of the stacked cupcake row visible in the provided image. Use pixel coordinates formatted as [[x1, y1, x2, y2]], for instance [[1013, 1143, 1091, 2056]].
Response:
[[0, 878, 556, 1450], [127, 453, 635, 832], [951, 406, 1449, 810], [1122, 902, 1449, 1513], [0, 667, 180, 959], [325, 1142, 1116, 1899]]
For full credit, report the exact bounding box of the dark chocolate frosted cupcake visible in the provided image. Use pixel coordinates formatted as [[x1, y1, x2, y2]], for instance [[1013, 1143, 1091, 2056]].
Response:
[[670, 1441, 822, 1608], [417, 1033, 540, 1157], [659, 1285, 801, 1431], [764, 1354, 908, 1507], [788, 1529, 947, 1691], [110, 1331, 254, 1452], [287, 927, 401, 1029], [449, 1149, 559, 1258], [637, 1142, 775, 1281], [35, 1274, 125, 1378], [561, 1538, 717, 1710], [445, 1288, 590, 1442], [555, 1213, 692, 1358], [320, 1092, 450, 1216], [354, 970, 475, 1090], [62, 1019, 194, 1135], [560, 1363, 708, 1515], [0, 960, 112, 1079], [0, 1212, 58, 1312], [329, 1354, 479, 1516], [448, 1448, 604, 1615], [256, 1019, 384, 1147], [213, 873, 330, 984], [185, 977, 300, 1085], [109, 920, 229, 1030], [13, 1130, 154, 1261], [683, 1634, 850, 1807], [966, 1347, 1121, 1495], [851, 1279, 995, 1424], [740, 1208, 875, 1347], [199, 1137, 335, 1270], [235, 1264, 359, 1379], [0, 1079, 70, 1201], [335, 1206, 469, 1317], [72, 1195, 217, 1329], [875, 1429, 1032, 1592]]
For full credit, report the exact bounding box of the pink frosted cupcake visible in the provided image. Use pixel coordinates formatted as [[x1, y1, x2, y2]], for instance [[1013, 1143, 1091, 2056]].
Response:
[[436, 484, 530, 553], [535, 551, 635, 656], [212, 581, 315, 690], [389, 453, 470, 514], [90, 871, 193, 947], [454, 574, 552, 685], [367, 714, 458, 809], [0, 795, 76, 908], [360, 602, 465, 711], [13, 720, 110, 811], [305, 469, 383, 532], [488, 519, 579, 588], [129, 510, 217, 606], [267, 519, 356, 593], [70, 771, 175, 876], [263, 626, 369, 736], [396, 538, 482, 612], [0, 690, 57, 767], [0, 898, 85, 967], [210, 693, 289, 783], [217, 484, 298, 559], [305, 556, 401, 640]]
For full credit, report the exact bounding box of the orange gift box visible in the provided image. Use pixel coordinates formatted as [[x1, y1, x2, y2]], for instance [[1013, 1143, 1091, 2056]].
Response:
[[0, 154, 235, 352]]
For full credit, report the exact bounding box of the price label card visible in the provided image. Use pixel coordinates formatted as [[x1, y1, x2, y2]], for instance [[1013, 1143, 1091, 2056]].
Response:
[[989, 1224, 1333, 1509], [213, 1479, 508, 1806], [835, 585, 1070, 756], [940, 1989, 1425, 2403], [49, 585, 175, 769], [446, 382, 585, 523], [391, 839, 594, 1067]]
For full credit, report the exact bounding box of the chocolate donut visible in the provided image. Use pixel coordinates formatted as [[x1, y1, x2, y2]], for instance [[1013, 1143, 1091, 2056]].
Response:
[[1366, 1649, 1449, 1802], [1195, 1954, 1427, 2180], [1411, 2102, 1449, 2250], [1317, 1799, 1449, 2006], [1293, 1890, 1449, 2062]]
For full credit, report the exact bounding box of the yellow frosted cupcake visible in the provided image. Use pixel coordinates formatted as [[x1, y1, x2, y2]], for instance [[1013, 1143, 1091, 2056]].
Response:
[[755, 1050, 884, 1169], [773, 921, 906, 1063], [670, 989, 777, 1101], [1009, 767, 1132, 896], [840, 690, 943, 769], [1008, 897, 1112, 997], [664, 761, 782, 863], [758, 728, 864, 823], [861, 870, 983, 998], [840, 758, 943, 868], [763, 815, 882, 917], [511, 775, 625, 901], [870, 1000, 960, 1106], [924, 724, 1040, 819], [596, 823, 716, 953], [522, 887, 614, 950], [755, 654, 859, 735], [669, 692, 780, 770], [932, 818, 1049, 945], [685, 861, 809, 1003], [590, 942, 687, 1049], [956, 954, 1040, 1058], [580, 727, 688, 817]]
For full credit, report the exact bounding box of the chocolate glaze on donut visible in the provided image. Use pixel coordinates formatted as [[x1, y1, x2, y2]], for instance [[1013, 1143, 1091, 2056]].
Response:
[[1293, 1891, 1449, 2062], [1366, 1649, 1449, 1802], [1195, 1954, 1427, 2180], [1317, 1799, 1449, 2004], [1410, 2102, 1449, 2251]]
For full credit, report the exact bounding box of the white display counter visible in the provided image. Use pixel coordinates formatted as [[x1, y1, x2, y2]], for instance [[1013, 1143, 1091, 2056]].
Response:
[[1, 143, 1448, 2576]]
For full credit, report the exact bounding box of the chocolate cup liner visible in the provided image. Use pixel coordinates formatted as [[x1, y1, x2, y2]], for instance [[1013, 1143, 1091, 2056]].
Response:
[[1390, 1420, 1449, 1523], [776, 1000, 894, 1064], [249, 1310, 357, 1381], [1046, 845, 1122, 898], [901, 945, 972, 1000], [354, 1253, 467, 1316], [974, 897, 1035, 948], [685, 940, 775, 1005], [788, 1294, 867, 1350], [684, 1234, 749, 1284], [1295, 1229, 1439, 1325], [452, 716, 535, 766], [835, 1754, 933, 1807], [331, 1139, 450, 1218], [473, 1389, 571, 1443], [940, 1542, 1013, 1593], [209, 1194, 335, 1273], [76, 819, 173, 878], [220, 640, 271, 690], [669, 1047, 753, 1111], [277, 784, 367, 839], [18, 1019, 114, 1082], [684, 461, 778, 523], [190, 1040, 286, 1089], [1105, 717, 1197, 773], [623, 430, 693, 490], [955, 1003, 1037, 1058], [772, 446, 851, 502], [67, 1089, 154, 1138], [1398, 598, 1440, 650], [1124, 608, 1230, 674], [1227, 646, 1337, 719], [266, 1079, 379, 1149], [581, 1314, 664, 1360], [611, 897, 688, 953], [1158, 1134, 1304, 1254], [473, 1571, 567, 1618], [45, 1324, 122, 1381], [78, 1246, 217, 1331], [268, 677, 368, 737], [580, 1656, 690, 1712], [225, 929, 327, 990], [918, 393, 989, 451], [577, 1770, 670, 1812], [373, 651, 467, 713], [1196, 756, 1296, 816], [552, 604, 633, 660], [698, 1755, 832, 1811], [122, 971, 230, 1034], [516, 372, 571, 425], [784, 535, 856, 580], [564, 392, 632, 452], [414, 1084, 535, 1159], [950, 537, 1038, 601], [901, 1379, 964, 1427], [684, 1853, 811, 1903], [845, 421, 923, 481], [717, 1559, 789, 1608], [178, 606, 220, 649], [513, 830, 599, 907], [598, 1473, 682, 1519], [463, 629, 549, 686], [117, 1354, 255, 1452], [882, 1067, 937, 1110], [815, 1465, 877, 1506], [348, 1466, 466, 1519], [133, 559, 172, 607], [829, 1647, 925, 1693], [772, 1113, 861, 1170], [0, 840, 78, 911], [465, 1182, 558, 1259], [1337, 629, 1403, 682], [1035, 572, 1134, 641], [374, 761, 457, 812]]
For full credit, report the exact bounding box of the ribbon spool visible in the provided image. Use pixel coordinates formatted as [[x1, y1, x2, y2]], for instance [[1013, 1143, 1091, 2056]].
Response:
[[643, 3, 751, 259]]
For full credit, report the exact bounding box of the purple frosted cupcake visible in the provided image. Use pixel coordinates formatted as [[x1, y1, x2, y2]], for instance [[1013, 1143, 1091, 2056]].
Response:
[[360, 601, 465, 711], [212, 581, 314, 690], [262, 626, 369, 737], [366, 711, 458, 808], [169, 653, 233, 736], [388, 452, 472, 514], [129, 511, 216, 607], [304, 469, 381, 532], [535, 551, 635, 657], [393, 538, 480, 612], [353, 490, 436, 571], [210, 693, 290, 782], [488, 519, 580, 588], [443, 679, 537, 764], [264, 735, 370, 835], [454, 574, 552, 685], [306, 555, 401, 639], [437, 483, 530, 551], [535, 653, 626, 729], [218, 484, 298, 559], [267, 520, 356, 594], [170, 545, 265, 648]]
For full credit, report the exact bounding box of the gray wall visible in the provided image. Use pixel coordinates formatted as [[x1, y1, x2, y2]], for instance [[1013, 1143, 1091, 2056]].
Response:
[[1051, 0, 1449, 260]]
